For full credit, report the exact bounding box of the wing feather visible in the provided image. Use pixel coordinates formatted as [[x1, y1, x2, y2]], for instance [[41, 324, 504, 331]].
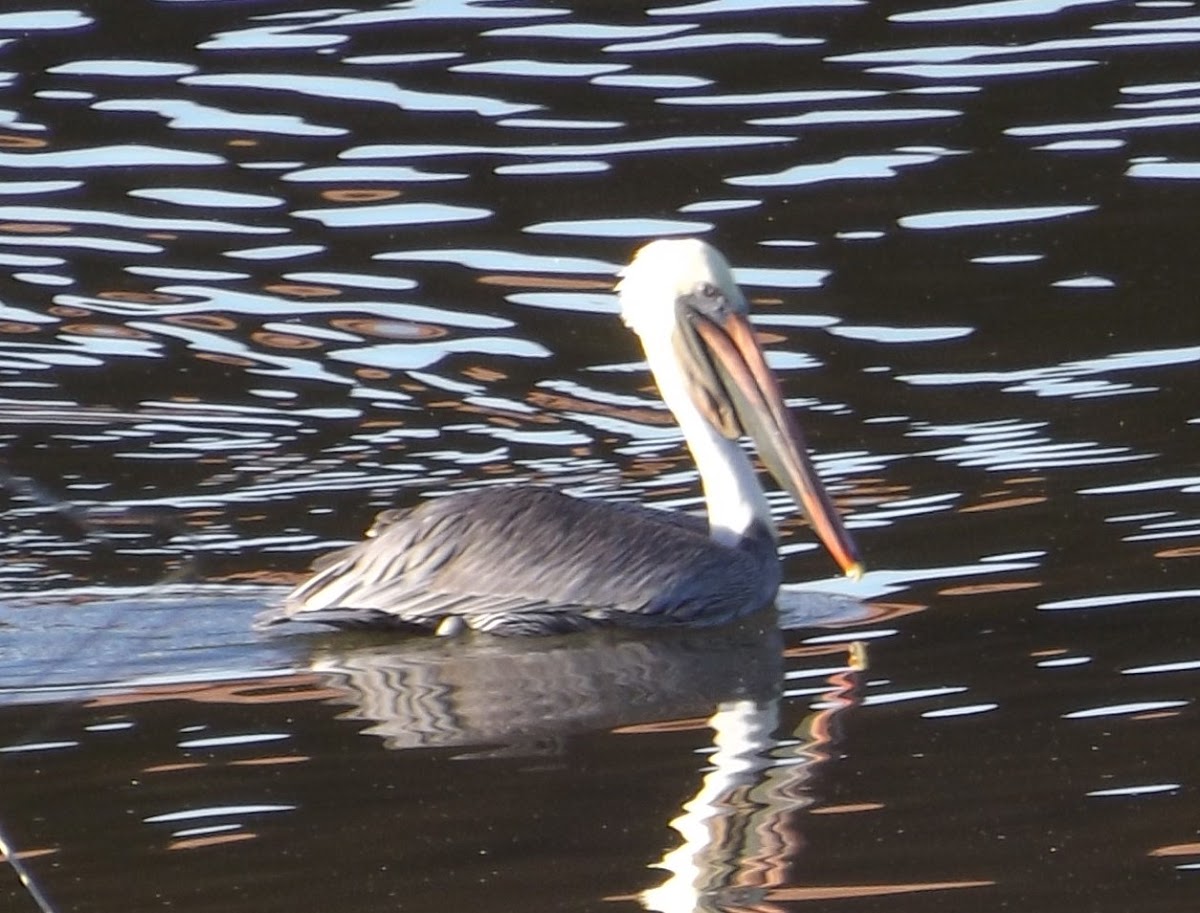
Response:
[[258, 486, 778, 634]]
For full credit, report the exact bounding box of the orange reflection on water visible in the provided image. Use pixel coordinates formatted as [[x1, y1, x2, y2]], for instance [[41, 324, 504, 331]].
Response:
[[938, 581, 1042, 597], [329, 316, 445, 339], [958, 495, 1047, 513], [98, 291, 182, 304], [250, 330, 322, 350], [0, 134, 46, 149], [808, 802, 885, 815], [262, 283, 340, 298], [168, 832, 258, 851], [0, 846, 57, 862], [764, 879, 994, 902], [321, 189, 401, 203], [62, 323, 153, 339], [1156, 545, 1200, 559], [85, 672, 340, 710], [462, 365, 508, 383], [1, 220, 69, 233], [526, 389, 673, 427], [165, 314, 238, 331], [477, 273, 611, 290], [1149, 842, 1200, 858]]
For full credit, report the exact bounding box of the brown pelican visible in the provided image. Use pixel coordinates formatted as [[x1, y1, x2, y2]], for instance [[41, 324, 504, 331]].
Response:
[[256, 239, 863, 635]]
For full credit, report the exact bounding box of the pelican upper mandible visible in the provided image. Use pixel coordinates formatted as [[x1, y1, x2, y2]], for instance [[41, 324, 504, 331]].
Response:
[[256, 238, 863, 635]]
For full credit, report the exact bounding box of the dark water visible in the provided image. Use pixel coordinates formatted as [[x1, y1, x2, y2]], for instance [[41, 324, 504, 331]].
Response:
[[1, 1, 1198, 911]]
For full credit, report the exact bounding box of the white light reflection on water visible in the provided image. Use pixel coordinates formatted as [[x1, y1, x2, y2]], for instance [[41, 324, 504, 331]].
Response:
[[177, 732, 291, 749], [505, 292, 612, 312], [343, 134, 792, 160], [184, 73, 537, 117], [1127, 160, 1200, 179], [663, 88, 883, 106], [60, 286, 513, 330], [858, 685, 968, 707], [606, 31, 823, 52], [735, 265, 830, 288], [971, 253, 1043, 263], [283, 164, 468, 183], [1, 234, 162, 254], [0, 740, 80, 753], [890, 0, 1116, 23], [495, 159, 610, 175], [832, 30, 1200, 68], [870, 60, 1097, 80], [484, 22, 694, 41], [649, 0, 867, 14], [525, 216, 713, 237], [282, 271, 417, 291], [143, 805, 296, 824], [0, 204, 283, 235], [1039, 589, 1200, 611], [130, 187, 283, 208], [797, 556, 1041, 600], [678, 199, 760, 213], [1037, 656, 1091, 668], [328, 337, 552, 372], [1124, 660, 1200, 675], [828, 324, 973, 343], [899, 345, 1200, 400], [1037, 138, 1124, 151], [0, 145, 223, 168], [376, 247, 616, 273], [899, 204, 1095, 230], [1081, 476, 1200, 495], [0, 180, 81, 195], [590, 73, 713, 90], [0, 10, 92, 30], [48, 59, 196, 77], [306, 4, 567, 25], [908, 418, 1143, 471], [452, 59, 628, 78], [294, 202, 492, 229], [1064, 701, 1189, 718], [499, 117, 623, 130], [1009, 111, 1200, 137], [93, 98, 346, 137], [224, 244, 324, 260], [728, 149, 949, 187], [1087, 784, 1181, 798], [844, 492, 960, 529], [750, 107, 961, 126], [921, 703, 999, 718], [1052, 275, 1115, 288]]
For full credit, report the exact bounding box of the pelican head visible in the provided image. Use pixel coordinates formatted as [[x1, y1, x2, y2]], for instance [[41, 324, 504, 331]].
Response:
[[618, 238, 863, 579]]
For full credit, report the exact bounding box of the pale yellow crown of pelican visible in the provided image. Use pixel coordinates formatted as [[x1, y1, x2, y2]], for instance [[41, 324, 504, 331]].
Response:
[[616, 238, 747, 339]]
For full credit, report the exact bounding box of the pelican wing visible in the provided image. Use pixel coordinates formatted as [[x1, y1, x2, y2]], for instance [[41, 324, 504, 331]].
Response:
[[258, 487, 778, 634]]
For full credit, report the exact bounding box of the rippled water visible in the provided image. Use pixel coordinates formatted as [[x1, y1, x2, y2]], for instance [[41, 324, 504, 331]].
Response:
[[1, 2, 1198, 912]]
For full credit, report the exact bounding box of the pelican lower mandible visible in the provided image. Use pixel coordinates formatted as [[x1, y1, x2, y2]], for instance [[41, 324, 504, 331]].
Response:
[[256, 238, 863, 635]]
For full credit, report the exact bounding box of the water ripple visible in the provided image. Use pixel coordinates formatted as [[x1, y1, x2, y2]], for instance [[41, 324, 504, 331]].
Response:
[[183, 72, 538, 117]]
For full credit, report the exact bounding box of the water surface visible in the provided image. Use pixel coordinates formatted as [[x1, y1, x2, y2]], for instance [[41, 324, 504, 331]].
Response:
[[1, 2, 1198, 912]]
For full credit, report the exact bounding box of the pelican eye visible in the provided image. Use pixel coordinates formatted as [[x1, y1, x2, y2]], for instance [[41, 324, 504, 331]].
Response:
[[689, 281, 727, 314]]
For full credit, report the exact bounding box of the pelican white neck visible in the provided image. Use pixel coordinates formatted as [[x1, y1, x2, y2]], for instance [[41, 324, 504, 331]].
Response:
[[617, 239, 776, 548]]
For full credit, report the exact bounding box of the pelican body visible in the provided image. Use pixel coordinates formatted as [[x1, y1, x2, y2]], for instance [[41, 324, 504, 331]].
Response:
[[257, 239, 862, 635]]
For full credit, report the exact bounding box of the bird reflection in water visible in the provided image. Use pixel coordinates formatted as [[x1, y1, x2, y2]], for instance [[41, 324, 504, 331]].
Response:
[[306, 600, 867, 913]]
